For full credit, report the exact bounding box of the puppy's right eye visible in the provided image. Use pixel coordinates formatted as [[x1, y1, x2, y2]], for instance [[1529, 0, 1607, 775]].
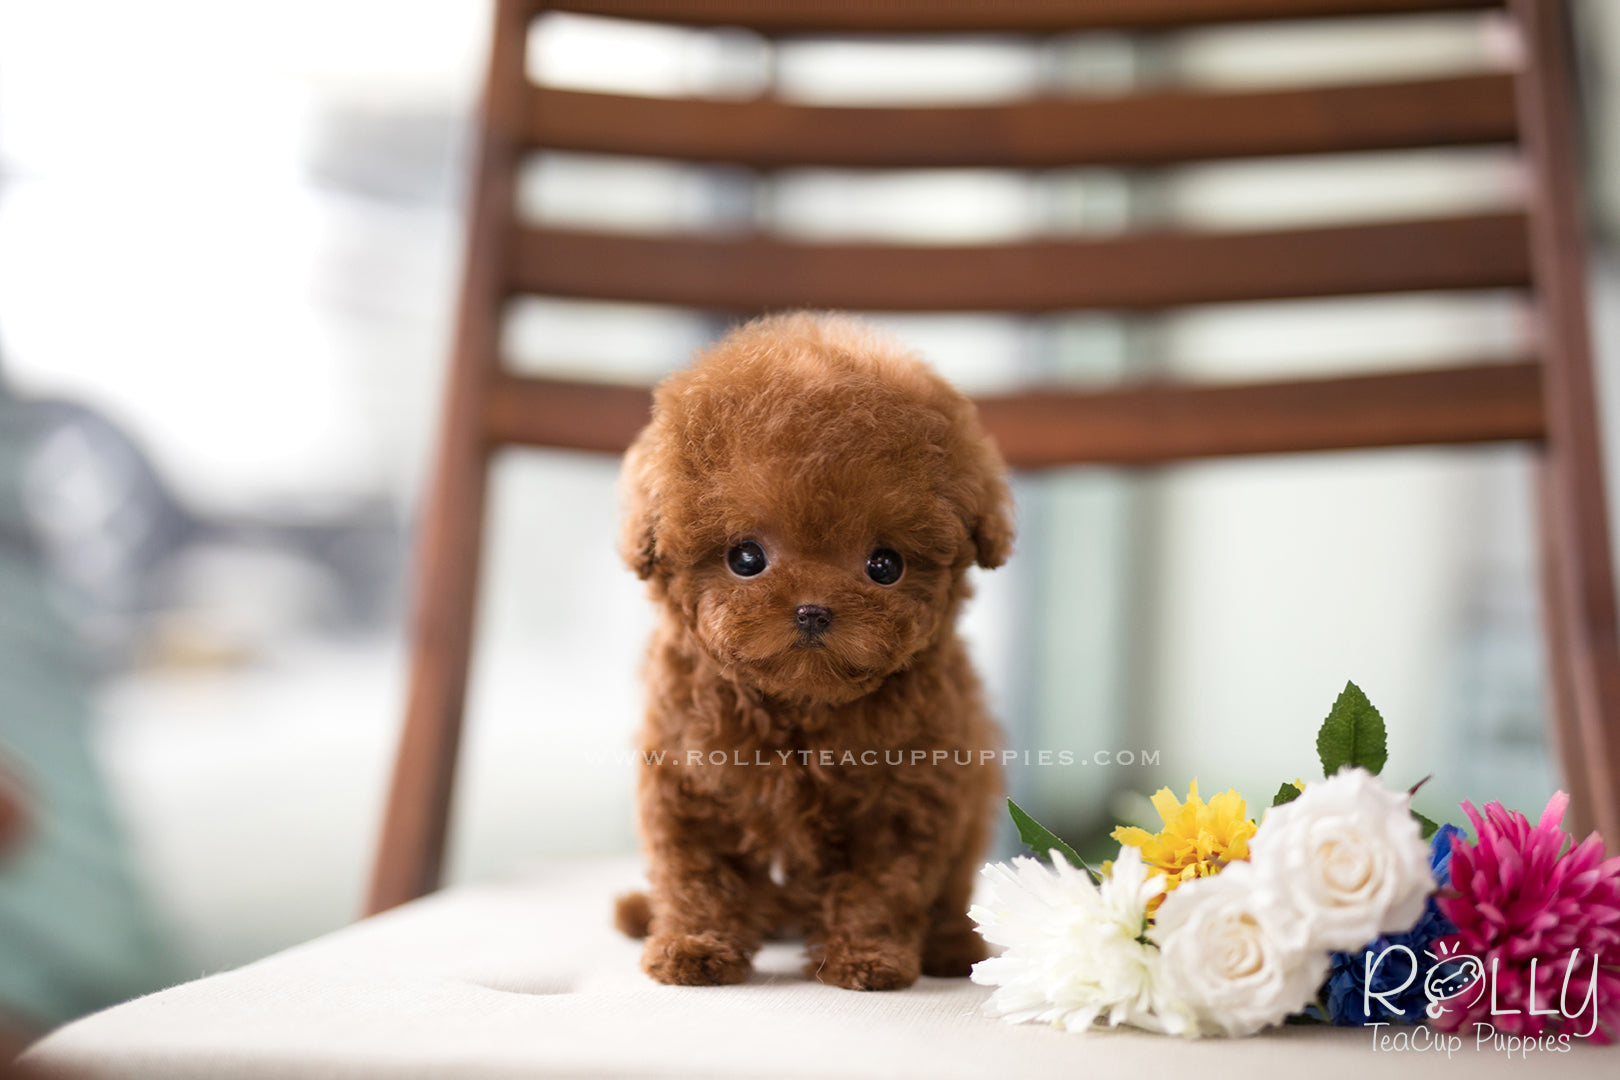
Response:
[[726, 541, 768, 577]]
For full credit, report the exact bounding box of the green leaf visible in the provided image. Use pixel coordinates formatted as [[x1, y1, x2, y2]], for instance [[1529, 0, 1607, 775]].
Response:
[[1316, 681, 1388, 777], [1007, 798, 1095, 878], [1272, 781, 1303, 807], [1412, 809, 1440, 840]]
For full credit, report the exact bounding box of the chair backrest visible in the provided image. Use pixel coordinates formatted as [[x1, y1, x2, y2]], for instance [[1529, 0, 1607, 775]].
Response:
[[367, 0, 1620, 914]]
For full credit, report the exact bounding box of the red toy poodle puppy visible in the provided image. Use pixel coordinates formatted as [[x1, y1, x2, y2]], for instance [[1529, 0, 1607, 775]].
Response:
[[615, 312, 1013, 991]]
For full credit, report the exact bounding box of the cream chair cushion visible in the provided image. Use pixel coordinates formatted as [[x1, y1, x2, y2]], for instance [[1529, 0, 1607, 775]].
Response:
[[20, 859, 1618, 1078]]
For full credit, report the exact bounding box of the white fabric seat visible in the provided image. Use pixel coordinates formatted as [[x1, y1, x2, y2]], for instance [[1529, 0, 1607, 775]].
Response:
[[20, 859, 1619, 1079]]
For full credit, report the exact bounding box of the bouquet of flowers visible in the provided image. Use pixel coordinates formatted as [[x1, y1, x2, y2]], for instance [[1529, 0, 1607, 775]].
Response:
[[969, 683, 1620, 1042]]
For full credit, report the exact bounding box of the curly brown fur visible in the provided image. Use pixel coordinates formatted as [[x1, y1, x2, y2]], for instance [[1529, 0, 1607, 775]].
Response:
[[618, 312, 1013, 991]]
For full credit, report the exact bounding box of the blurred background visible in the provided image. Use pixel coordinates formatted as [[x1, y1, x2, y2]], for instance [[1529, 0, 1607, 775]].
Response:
[[2, 0, 1619, 1041]]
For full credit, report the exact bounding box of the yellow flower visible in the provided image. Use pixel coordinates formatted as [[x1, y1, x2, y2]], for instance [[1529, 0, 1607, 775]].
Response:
[[1111, 780, 1256, 904]]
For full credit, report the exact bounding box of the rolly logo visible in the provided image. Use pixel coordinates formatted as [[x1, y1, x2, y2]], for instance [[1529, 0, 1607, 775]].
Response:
[[1364, 942, 1603, 1037]]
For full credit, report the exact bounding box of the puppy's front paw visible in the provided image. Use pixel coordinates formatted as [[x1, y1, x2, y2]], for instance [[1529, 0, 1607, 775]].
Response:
[[642, 932, 752, 986], [811, 939, 920, 991], [921, 926, 986, 978]]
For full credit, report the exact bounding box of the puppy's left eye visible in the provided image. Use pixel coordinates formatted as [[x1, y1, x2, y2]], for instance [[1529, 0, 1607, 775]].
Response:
[[865, 548, 904, 586], [726, 541, 768, 577]]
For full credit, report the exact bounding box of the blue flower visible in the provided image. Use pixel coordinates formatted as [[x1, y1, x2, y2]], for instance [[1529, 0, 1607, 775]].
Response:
[[1324, 824, 1463, 1026]]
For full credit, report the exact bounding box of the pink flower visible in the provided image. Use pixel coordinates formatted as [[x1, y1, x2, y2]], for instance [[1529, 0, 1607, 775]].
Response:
[[1430, 793, 1620, 1043]]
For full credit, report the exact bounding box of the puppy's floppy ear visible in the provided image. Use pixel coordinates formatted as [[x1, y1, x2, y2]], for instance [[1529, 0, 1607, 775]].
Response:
[[968, 437, 1015, 569], [618, 433, 660, 580], [952, 422, 1014, 570]]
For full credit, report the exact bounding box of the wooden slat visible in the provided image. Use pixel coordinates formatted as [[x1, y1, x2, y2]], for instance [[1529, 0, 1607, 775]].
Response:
[[977, 361, 1543, 466], [545, 0, 1501, 33], [1513, 0, 1620, 846], [483, 362, 1543, 466], [527, 75, 1516, 168], [486, 373, 655, 452], [510, 213, 1529, 312]]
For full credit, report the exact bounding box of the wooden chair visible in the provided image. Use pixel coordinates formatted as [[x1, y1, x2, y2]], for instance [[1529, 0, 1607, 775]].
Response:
[[368, 0, 1620, 915], [0, 765, 23, 858]]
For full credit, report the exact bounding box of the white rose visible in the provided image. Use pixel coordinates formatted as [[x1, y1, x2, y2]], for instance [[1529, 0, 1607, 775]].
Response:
[[1152, 860, 1325, 1037], [1249, 766, 1432, 951]]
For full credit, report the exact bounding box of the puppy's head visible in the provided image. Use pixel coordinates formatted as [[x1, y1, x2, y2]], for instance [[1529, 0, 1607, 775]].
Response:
[[621, 312, 1013, 706]]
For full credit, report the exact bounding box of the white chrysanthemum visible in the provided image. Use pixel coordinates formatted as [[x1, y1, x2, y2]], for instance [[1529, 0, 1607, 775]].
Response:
[[1152, 860, 1325, 1037], [968, 848, 1196, 1036], [1249, 766, 1433, 951]]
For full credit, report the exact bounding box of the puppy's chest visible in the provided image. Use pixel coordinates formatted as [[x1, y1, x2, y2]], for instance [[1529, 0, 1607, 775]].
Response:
[[678, 717, 889, 850], [673, 694, 891, 770], [698, 755, 875, 881], [684, 732, 876, 812]]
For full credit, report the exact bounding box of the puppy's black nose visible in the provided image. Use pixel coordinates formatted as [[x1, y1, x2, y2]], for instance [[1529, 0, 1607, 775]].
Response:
[[795, 604, 833, 634]]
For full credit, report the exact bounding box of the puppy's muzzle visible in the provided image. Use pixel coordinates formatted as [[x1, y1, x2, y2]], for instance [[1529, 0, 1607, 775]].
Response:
[[794, 604, 832, 646]]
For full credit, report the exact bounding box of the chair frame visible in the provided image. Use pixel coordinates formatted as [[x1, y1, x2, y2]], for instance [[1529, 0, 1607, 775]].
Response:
[[367, 0, 1620, 914]]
